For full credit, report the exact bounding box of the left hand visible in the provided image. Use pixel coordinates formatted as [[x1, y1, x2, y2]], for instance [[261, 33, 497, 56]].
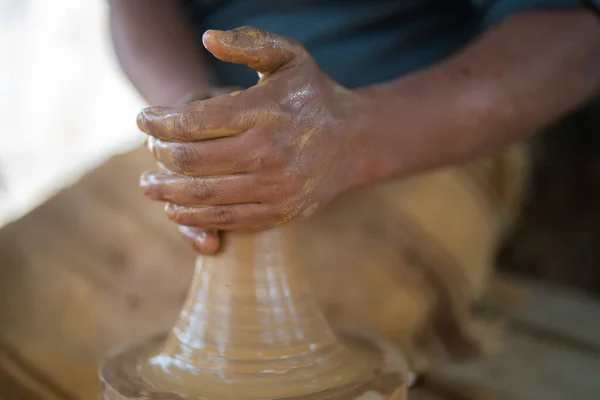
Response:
[[138, 26, 372, 230]]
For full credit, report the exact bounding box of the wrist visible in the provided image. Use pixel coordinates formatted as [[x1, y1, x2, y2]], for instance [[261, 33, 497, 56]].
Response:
[[342, 87, 397, 190], [332, 86, 395, 192]]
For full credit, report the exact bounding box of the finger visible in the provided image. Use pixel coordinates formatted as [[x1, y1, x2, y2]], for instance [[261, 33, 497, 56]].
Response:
[[202, 26, 308, 75], [137, 93, 256, 142], [165, 203, 283, 230], [140, 171, 267, 206], [146, 133, 260, 177], [176, 225, 221, 255]]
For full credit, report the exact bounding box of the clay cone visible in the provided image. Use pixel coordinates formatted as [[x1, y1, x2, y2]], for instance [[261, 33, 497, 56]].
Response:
[[100, 226, 406, 399], [141, 226, 376, 398]]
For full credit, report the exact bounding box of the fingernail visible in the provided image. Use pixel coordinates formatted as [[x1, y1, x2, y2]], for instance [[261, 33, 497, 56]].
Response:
[[177, 225, 214, 255], [165, 202, 176, 216], [202, 30, 219, 48], [146, 136, 156, 156], [139, 171, 151, 188], [177, 225, 208, 240], [177, 225, 197, 237], [176, 225, 201, 251], [137, 109, 149, 132], [177, 226, 220, 255], [166, 203, 188, 221], [138, 107, 171, 133], [140, 170, 168, 188]]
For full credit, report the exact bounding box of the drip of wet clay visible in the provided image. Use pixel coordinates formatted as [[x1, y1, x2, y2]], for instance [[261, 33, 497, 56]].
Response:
[[100, 226, 407, 399]]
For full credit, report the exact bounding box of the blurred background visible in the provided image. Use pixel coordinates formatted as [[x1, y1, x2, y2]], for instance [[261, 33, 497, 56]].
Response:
[[2, 1, 600, 399], [0, 0, 144, 227]]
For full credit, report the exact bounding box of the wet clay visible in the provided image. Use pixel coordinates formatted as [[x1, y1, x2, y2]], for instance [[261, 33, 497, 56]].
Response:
[[100, 226, 407, 399]]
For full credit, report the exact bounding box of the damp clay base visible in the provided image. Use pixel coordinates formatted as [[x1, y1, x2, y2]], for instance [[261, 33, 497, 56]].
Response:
[[99, 227, 408, 400]]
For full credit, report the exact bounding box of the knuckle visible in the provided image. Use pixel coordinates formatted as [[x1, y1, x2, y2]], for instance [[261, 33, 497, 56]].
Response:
[[250, 137, 278, 170], [212, 206, 234, 226], [244, 134, 267, 171], [266, 101, 286, 118], [170, 143, 197, 174], [281, 170, 302, 196], [175, 105, 200, 139], [187, 178, 215, 204], [248, 148, 267, 171], [268, 137, 293, 167], [270, 146, 287, 167], [230, 26, 261, 45], [261, 170, 296, 198], [256, 171, 278, 188]]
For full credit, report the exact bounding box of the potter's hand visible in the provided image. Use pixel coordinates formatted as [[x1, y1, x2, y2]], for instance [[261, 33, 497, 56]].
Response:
[[138, 26, 370, 231], [168, 86, 242, 255]]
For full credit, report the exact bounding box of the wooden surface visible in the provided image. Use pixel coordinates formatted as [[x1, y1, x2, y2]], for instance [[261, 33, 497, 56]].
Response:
[[424, 278, 600, 400]]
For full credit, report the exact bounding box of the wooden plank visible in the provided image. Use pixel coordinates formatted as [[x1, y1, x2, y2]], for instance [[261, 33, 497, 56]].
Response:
[[427, 278, 600, 400], [429, 331, 600, 400], [499, 280, 600, 354]]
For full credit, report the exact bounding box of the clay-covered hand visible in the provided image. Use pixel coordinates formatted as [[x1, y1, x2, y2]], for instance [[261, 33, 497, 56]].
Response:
[[169, 86, 242, 254], [138, 26, 372, 231]]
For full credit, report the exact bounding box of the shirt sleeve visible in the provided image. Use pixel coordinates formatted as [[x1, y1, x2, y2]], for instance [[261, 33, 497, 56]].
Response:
[[476, 0, 600, 28]]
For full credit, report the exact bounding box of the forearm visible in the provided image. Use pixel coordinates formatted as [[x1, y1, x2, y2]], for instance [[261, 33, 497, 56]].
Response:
[[357, 9, 600, 185], [108, 0, 214, 105]]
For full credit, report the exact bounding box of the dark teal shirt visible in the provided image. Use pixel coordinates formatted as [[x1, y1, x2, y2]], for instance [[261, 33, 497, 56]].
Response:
[[185, 0, 599, 88]]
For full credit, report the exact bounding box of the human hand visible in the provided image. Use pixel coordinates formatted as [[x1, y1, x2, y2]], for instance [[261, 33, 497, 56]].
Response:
[[165, 86, 242, 255], [138, 27, 372, 233]]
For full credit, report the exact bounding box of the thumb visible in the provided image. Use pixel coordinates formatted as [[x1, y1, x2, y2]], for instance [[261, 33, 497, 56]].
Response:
[[202, 26, 307, 75]]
